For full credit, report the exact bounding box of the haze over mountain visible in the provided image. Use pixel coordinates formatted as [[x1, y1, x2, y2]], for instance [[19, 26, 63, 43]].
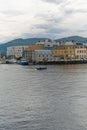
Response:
[[1, 36, 87, 55]]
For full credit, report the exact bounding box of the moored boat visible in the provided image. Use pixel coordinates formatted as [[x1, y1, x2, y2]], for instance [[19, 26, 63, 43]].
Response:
[[20, 59, 29, 65]]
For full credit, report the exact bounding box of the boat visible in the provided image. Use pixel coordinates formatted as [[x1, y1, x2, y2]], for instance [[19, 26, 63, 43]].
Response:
[[20, 58, 29, 65], [6, 58, 17, 64], [36, 66, 47, 70], [19, 48, 29, 65]]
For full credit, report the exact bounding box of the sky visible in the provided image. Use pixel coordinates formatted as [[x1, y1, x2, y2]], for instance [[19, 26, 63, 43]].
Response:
[[0, 0, 87, 43]]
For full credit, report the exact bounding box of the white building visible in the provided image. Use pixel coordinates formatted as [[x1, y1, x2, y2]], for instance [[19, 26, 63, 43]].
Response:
[[75, 46, 87, 60], [7, 46, 28, 58], [36, 39, 59, 48]]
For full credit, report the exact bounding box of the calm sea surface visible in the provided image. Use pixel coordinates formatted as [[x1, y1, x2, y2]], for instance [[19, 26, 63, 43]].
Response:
[[0, 64, 87, 130]]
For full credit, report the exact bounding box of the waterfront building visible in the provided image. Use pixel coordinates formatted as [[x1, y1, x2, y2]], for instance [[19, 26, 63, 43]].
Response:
[[53, 42, 75, 60], [75, 44, 87, 60], [6, 41, 87, 63], [53, 49, 65, 60], [24, 40, 59, 63], [7, 46, 28, 58], [24, 44, 44, 62], [24, 50, 33, 62], [32, 50, 53, 63]]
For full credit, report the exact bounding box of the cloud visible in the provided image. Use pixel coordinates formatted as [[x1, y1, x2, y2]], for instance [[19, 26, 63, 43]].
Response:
[[1, 10, 24, 17], [0, 0, 86, 42], [27, 14, 69, 39], [42, 0, 65, 4]]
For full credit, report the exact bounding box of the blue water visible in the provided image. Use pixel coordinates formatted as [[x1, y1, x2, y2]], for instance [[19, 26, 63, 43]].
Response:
[[0, 64, 87, 130]]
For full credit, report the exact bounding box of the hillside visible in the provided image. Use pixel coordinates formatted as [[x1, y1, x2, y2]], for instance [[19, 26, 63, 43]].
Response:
[[55, 36, 87, 42]]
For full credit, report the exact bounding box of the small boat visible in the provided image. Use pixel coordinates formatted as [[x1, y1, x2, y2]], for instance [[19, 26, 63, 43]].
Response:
[[20, 58, 29, 65], [36, 66, 47, 70], [20, 48, 29, 65]]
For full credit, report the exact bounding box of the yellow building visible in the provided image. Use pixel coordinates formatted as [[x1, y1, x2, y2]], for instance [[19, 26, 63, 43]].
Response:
[[53, 49, 65, 59], [27, 44, 44, 51], [53, 45, 75, 60]]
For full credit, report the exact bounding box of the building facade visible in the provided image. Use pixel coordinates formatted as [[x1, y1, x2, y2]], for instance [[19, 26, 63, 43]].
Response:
[[75, 47, 87, 60], [32, 50, 53, 63], [6, 41, 87, 63], [53, 44, 75, 60], [27, 44, 44, 51], [7, 46, 28, 58]]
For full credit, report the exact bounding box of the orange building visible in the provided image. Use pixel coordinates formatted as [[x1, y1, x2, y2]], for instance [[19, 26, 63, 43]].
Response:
[[27, 44, 44, 51]]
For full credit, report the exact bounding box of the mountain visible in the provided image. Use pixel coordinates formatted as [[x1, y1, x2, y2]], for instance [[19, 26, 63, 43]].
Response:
[[0, 36, 87, 55], [0, 38, 47, 55], [55, 36, 87, 42]]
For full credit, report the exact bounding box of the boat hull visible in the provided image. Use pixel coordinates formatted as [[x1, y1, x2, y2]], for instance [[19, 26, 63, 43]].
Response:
[[20, 61, 29, 65], [36, 67, 47, 70]]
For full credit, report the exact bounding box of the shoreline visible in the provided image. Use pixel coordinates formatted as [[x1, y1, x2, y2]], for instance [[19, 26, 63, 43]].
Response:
[[36, 60, 87, 65]]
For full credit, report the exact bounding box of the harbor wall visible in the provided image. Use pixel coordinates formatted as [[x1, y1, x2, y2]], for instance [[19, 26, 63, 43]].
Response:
[[37, 60, 87, 65]]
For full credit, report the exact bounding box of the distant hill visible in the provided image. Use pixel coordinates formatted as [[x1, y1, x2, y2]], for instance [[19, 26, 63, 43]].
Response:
[[55, 36, 87, 42], [0, 38, 47, 55], [0, 36, 87, 55]]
